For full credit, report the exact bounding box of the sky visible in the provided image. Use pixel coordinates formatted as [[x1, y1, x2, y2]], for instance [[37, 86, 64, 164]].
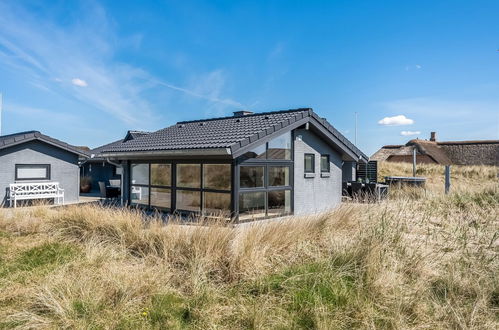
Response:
[[0, 0, 498, 155]]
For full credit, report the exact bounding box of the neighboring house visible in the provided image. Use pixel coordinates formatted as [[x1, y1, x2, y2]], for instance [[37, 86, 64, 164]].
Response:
[[100, 108, 368, 221], [80, 131, 149, 192], [371, 132, 499, 166], [0, 131, 89, 206]]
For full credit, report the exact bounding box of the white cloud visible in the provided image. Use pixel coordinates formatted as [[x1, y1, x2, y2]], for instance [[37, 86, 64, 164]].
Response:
[[378, 115, 414, 126], [71, 78, 87, 87], [405, 64, 422, 71], [400, 130, 421, 136]]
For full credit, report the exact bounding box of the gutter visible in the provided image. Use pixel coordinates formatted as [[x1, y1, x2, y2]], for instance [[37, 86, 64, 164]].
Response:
[[100, 147, 232, 159]]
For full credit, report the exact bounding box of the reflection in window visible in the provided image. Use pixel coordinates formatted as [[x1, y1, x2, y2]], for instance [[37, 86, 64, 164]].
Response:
[[176, 164, 201, 188], [304, 154, 315, 173], [203, 192, 231, 217], [151, 164, 171, 186], [131, 186, 149, 206], [240, 166, 264, 188], [242, 143, 266, 159], [268, 190, 291, 216], [131, 163, 149, 185], [239, 191, 266, 220], [203, 164, 231, 190], [150, 187, 171, 210], [269, 166, 290, 186], [176, 190, 201, 212], [268, 132, 292, 160]]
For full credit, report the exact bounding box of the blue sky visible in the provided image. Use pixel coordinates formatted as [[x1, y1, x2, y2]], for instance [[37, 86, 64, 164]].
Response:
[[0, 0, 498, 155]]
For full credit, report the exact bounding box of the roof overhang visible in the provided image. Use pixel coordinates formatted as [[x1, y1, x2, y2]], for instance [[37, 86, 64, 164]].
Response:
[[0, 136, 89, 158]]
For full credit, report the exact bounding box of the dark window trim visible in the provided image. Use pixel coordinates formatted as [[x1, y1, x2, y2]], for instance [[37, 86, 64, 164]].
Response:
[[304, 153, 315, 173], [321, 154, 330, 173], [129, 160, 233, 216], [15, 164, 51, 181]]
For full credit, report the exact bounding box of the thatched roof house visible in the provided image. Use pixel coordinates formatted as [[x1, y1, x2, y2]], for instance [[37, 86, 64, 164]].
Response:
[[371, 132, 498, 166]]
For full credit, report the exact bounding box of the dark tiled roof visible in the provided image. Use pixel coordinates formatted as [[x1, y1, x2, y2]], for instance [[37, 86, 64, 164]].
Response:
[[87, 131, 151, 160], [0, 131, 89, 157], [102, 108, 367, 160], [128, 131, 149, 140]]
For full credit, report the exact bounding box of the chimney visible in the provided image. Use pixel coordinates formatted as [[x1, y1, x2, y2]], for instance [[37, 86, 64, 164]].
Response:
[[233, 110, 254, 117], [430, 131, 437, 142]]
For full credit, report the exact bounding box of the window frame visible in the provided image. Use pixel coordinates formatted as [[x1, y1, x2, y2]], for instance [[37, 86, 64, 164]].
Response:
[[304, 153, 315, 173], [15, 164, 51, 181], [129, 161, 232, 217], [320, 154, 330, 173]]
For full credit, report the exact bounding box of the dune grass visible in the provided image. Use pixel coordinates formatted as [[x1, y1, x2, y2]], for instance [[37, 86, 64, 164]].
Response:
[[0, 162, 497, 329]]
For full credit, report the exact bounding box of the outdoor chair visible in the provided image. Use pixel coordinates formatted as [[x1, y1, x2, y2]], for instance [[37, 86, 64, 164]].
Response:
[[98, 181, 120, 198]]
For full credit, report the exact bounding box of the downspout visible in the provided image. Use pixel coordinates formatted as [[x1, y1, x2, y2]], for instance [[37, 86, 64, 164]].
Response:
[[106, 158, 124, 206]]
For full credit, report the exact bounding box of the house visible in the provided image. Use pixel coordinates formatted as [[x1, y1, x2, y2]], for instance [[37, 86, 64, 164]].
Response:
[[0, 131, 89, 206], [371, 132, 499, 166], [80, 131, 149, 193], [100, 108, 368, 221]]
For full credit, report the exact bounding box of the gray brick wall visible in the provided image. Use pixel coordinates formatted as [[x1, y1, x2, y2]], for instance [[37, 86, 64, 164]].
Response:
[[0, 141, 80, 206], [293, 128, 342, 216]]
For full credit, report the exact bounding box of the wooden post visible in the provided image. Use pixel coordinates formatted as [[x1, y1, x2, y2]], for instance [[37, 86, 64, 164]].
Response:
[[412, 147, 417, 177], [445, 165, 451, 194]]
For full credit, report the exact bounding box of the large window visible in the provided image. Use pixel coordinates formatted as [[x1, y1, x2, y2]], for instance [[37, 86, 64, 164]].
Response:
[[131, 186, 149, 206], [131, 163, 149, 185], [151, 164, 171, 186], [150, 188, 171, 210], [130, 163, 150, 207], [268, 132, 292, 160], [177, 164, 201, 188], [241, 132, 292, 160], [176, 190, 200, 212], [130, 162, 231, 217], [239, 164, 292, 220], [268, 190, 291, 216], [15, 164, 50, 181], [240, 166, 264, 188], [204, 192, 231, 216], [204, 164, 231, 190], [269, 166, 290, 187], [239, 192, 266, 220]]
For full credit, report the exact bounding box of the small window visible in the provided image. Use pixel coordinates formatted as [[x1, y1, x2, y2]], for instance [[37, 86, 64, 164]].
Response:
[[321, 155, 330, 172], [15, 164, 50, 181], [304, 154, 315, 173]]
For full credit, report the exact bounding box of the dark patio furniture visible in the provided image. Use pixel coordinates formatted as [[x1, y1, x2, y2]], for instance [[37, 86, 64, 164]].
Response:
[[98, 181, 120, 198]]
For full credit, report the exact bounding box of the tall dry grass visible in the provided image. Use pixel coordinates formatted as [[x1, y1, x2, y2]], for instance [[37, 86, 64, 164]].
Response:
[[0, 162, 497, 329]]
